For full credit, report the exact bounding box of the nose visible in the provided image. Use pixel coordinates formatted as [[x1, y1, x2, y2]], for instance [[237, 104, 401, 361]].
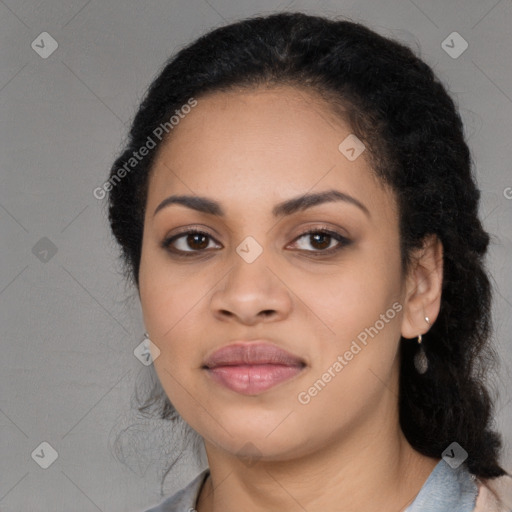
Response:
[[209, 251, 293, 326]]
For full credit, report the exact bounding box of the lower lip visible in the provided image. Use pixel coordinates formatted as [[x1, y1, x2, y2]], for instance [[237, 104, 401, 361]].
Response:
[[205, 364, 304, 395]]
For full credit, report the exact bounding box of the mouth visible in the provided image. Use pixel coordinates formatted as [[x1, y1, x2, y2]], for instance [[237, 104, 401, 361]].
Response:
[[202, 341, 306, 395]]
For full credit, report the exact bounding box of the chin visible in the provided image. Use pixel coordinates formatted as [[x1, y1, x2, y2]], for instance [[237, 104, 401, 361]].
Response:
[[202, 422, 312, 459]]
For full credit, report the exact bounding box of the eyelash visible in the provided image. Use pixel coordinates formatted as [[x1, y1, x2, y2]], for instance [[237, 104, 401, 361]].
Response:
[[160, 226, 351, 258]]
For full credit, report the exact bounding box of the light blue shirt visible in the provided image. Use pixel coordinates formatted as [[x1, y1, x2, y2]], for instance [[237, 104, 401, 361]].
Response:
[[143, 459, 479, 511], [404, 459, 478, 511]]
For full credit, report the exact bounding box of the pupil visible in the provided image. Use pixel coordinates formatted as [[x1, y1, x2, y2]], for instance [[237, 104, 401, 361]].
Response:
[[312, 233, 330, 249], [188, 234, 208, 250]]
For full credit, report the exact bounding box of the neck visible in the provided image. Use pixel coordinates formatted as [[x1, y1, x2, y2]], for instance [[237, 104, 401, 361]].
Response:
[[196, 389, 439, 512]]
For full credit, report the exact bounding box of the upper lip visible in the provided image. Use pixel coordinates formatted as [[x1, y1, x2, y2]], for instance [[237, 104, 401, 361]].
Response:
[[203, 341, 306, 368]]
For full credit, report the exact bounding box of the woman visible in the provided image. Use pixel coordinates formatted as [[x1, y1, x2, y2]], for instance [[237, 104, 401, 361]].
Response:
[[107, 12, 512, 511]]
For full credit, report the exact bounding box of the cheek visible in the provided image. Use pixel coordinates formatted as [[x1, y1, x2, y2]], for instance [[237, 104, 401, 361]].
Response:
[[289, 251, 402, 333], [139, 243, 197, 334], [289, 249, 404, 387], [293, 277, 403, 425], [140, 269, 206, 410], [138, 250, 219, 386]]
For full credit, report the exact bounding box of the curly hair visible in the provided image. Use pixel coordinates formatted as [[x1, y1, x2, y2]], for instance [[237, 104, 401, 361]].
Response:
[[107, 11, 507, 480]]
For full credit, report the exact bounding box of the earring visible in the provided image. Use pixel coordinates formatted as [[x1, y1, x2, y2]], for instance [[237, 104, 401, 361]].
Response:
[[413, 316, 431, 374]]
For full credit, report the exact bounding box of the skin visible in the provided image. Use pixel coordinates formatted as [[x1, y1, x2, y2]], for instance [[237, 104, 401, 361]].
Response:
[[138, 85, 444, 512]]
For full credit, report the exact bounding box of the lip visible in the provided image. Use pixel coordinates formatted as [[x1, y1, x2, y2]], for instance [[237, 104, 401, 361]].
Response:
[[203, 341, 306, 395]]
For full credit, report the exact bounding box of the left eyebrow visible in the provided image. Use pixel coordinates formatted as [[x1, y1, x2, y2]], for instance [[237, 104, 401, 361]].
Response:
[[272, 189, 370, 218], [153, 189, 370, 218]]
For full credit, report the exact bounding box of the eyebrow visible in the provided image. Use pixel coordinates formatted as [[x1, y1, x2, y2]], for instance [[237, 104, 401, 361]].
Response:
[[153, 189, 370, 218]]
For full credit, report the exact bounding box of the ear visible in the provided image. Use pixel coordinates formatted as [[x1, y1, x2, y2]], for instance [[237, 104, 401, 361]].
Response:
[[401, 234, 443, 339]]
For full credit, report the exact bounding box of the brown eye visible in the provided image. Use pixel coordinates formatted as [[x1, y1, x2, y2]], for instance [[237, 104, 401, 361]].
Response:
[[185, 233, 209, 250], [289, 229, 351, 254], [161, 229, 221, 255], [308, 232, 332, 250]]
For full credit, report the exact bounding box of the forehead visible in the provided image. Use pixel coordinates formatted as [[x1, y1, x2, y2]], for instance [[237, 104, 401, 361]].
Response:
[[146, 85, 395, 221], [154, 85, 351, 162]]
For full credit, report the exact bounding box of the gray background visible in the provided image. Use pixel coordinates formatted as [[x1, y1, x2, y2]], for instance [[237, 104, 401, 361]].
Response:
[[1, 0, 511, 510]]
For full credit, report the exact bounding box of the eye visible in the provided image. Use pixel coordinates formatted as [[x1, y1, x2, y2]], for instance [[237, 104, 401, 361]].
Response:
[[288, 228, 351, 254], [161, 228, 222, 256], [161, 226, 351, 258]]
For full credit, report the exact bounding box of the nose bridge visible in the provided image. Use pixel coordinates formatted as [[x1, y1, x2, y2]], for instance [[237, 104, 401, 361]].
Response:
[[209, 235, 292, 322], [224, 237, 274, 298]]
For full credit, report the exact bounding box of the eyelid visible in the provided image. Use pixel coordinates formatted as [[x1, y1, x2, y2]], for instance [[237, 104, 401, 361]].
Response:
[[292, 224, 349, 240]]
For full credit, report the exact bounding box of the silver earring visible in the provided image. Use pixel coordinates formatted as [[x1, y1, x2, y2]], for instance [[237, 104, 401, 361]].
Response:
[[414, 334, 428, 374], [413, 317, 431, 374]]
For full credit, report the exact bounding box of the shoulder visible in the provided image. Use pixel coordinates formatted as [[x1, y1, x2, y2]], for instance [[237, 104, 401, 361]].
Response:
[[473, 473, 512, 512], [142, 469, 210, 512]]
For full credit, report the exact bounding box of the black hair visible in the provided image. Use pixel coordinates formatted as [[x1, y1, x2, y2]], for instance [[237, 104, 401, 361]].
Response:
[[107, 11, 507, 482]]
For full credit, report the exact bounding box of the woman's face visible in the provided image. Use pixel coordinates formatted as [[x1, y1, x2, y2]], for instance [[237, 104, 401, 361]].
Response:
[[138, 86, 408, 461]]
